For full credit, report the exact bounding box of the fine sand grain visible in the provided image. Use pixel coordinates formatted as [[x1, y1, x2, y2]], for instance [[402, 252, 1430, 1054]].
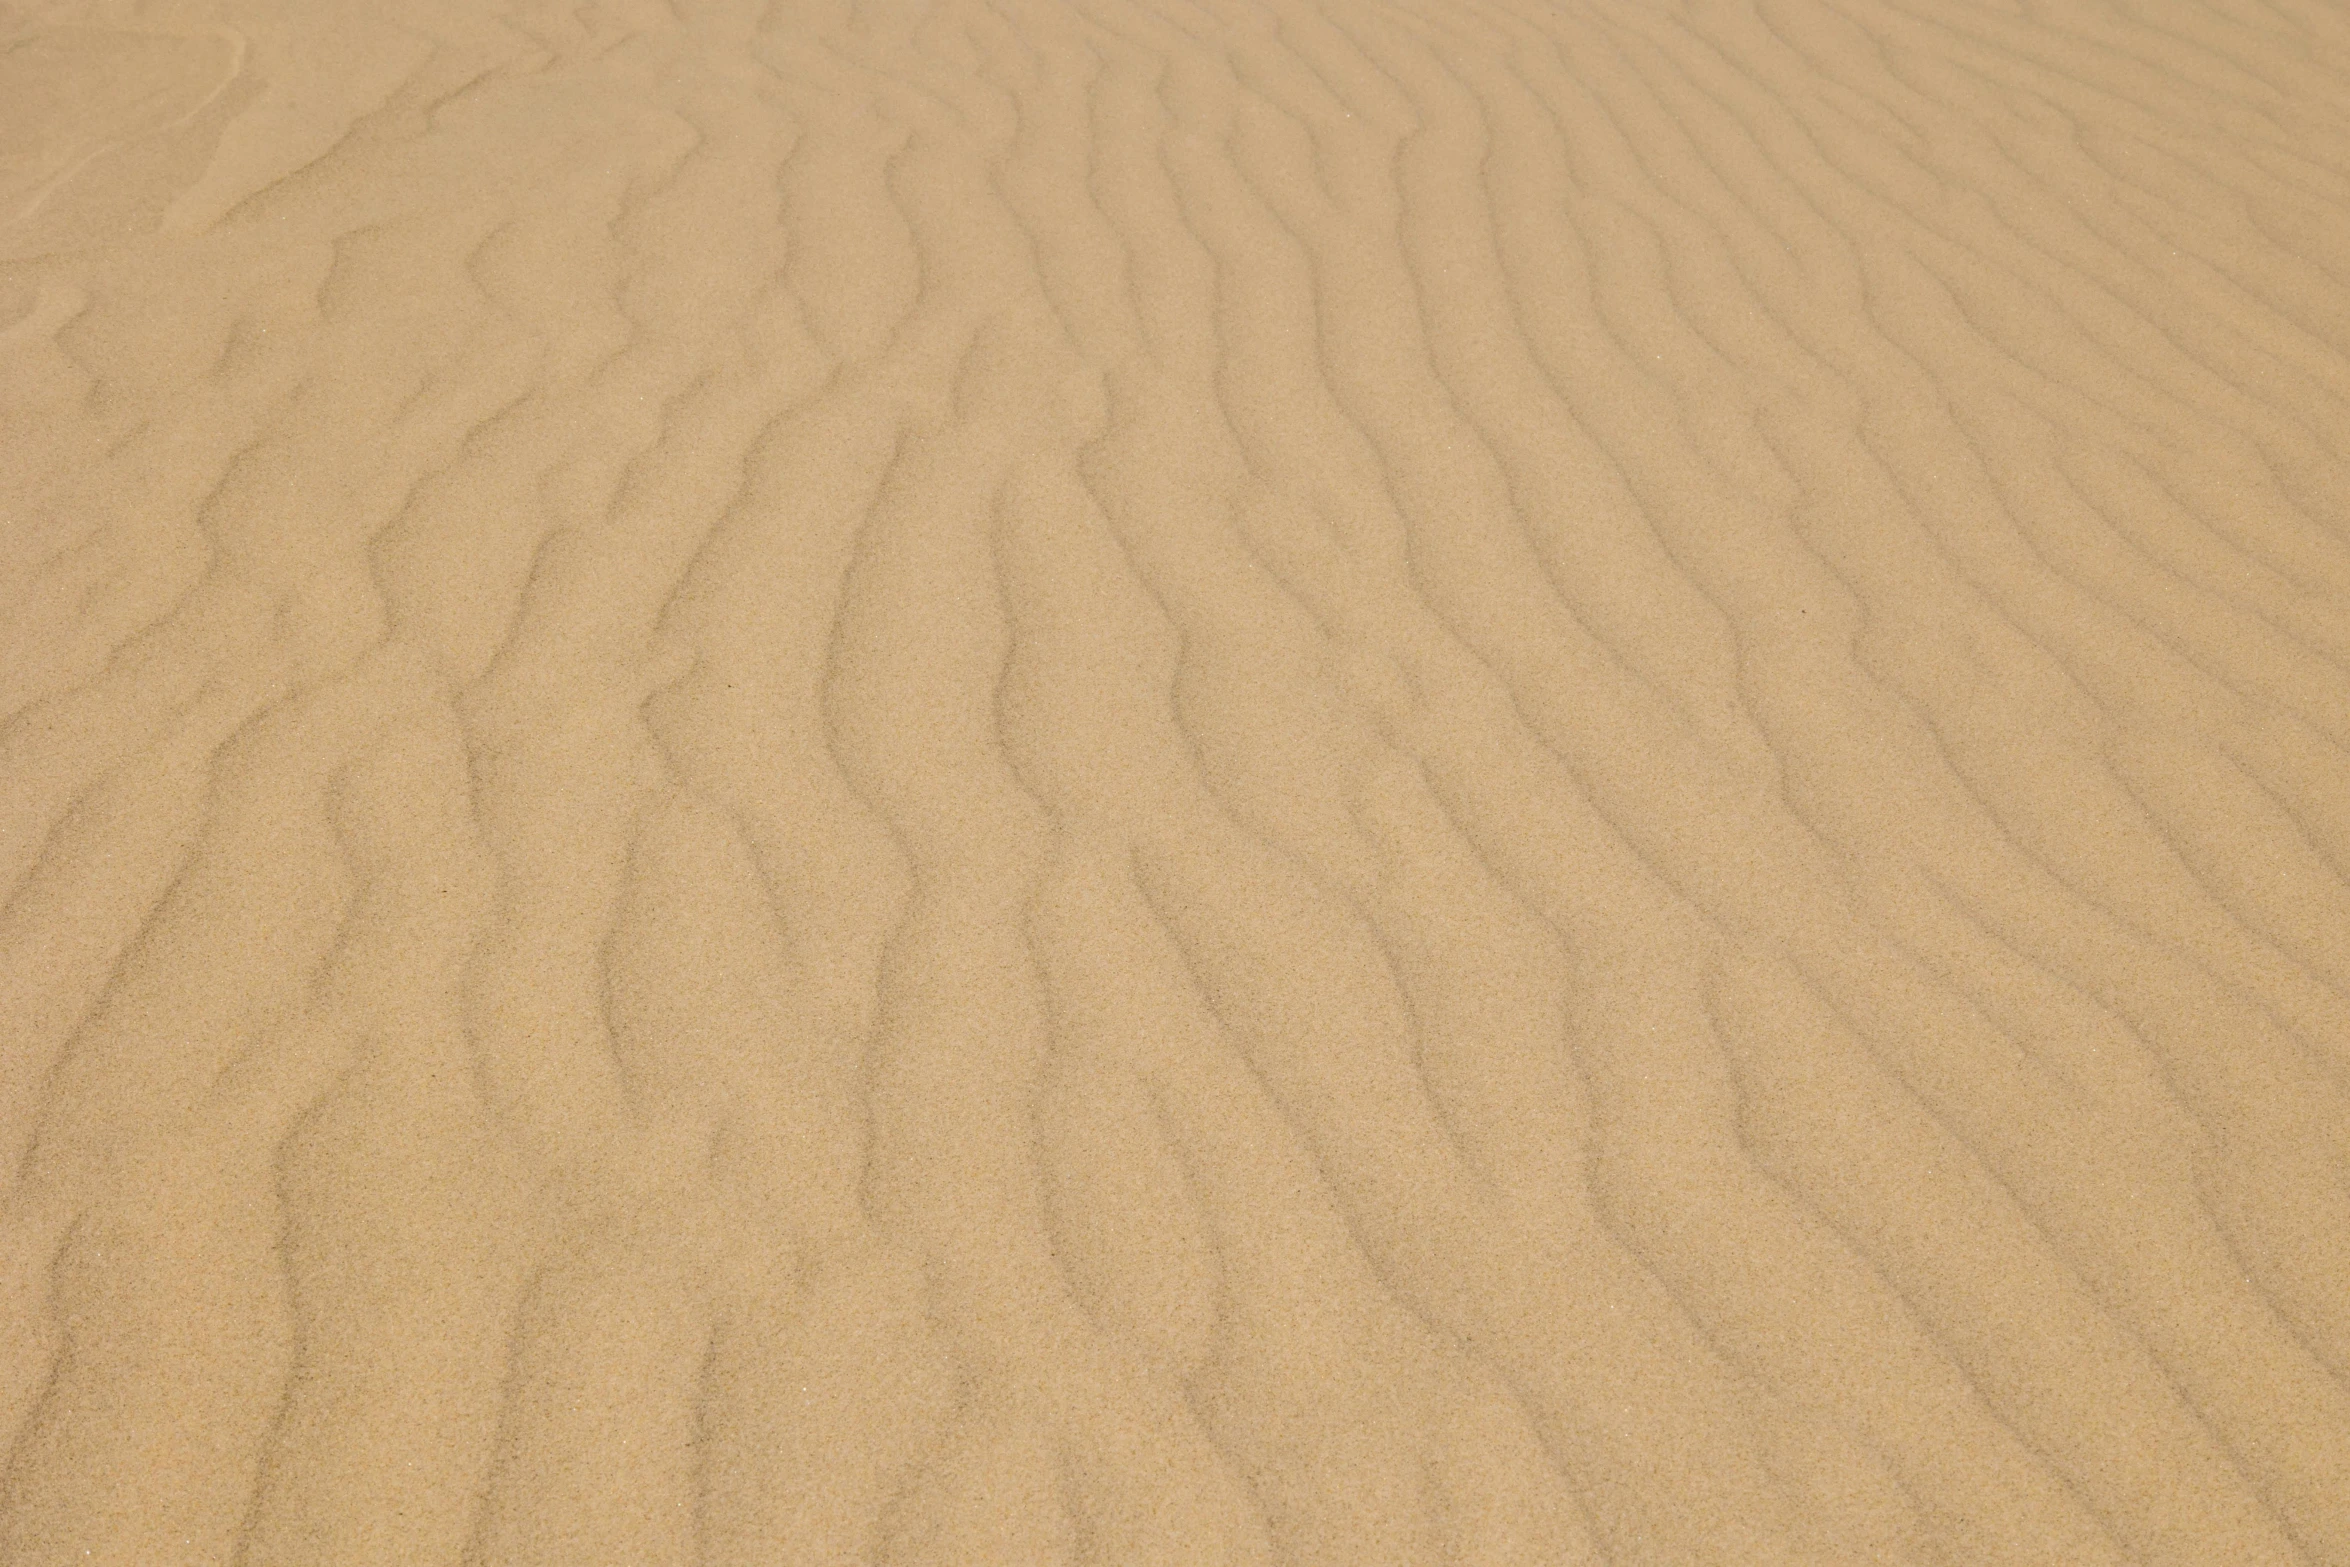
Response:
[[4, 0, 2349, 1561]]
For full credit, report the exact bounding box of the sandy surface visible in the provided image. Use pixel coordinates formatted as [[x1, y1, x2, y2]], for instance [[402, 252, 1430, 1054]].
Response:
[[4, 0, 2349, 1560]]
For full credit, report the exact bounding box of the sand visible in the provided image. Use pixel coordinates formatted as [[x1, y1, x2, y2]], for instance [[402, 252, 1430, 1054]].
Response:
[[3, 0, 2348, 1560]]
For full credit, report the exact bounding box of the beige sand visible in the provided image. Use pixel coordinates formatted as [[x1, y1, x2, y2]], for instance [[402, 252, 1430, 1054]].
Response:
[[4, 0, 2349, 1560]]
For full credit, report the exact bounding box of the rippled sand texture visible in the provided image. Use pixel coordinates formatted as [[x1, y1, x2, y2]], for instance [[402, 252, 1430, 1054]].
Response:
[[7, 0, 2350, 1561]]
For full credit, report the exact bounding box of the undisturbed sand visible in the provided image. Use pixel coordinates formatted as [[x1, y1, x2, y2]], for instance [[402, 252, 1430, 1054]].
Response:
[[4, 0, 2350, 1560]]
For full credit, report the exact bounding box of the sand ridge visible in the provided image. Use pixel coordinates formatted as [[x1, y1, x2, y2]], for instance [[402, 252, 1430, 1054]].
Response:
[[2, 0, 2349, 1561]]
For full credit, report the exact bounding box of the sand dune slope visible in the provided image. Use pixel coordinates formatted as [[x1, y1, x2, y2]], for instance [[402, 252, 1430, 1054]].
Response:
[[4, 0, 2350, 1560]]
